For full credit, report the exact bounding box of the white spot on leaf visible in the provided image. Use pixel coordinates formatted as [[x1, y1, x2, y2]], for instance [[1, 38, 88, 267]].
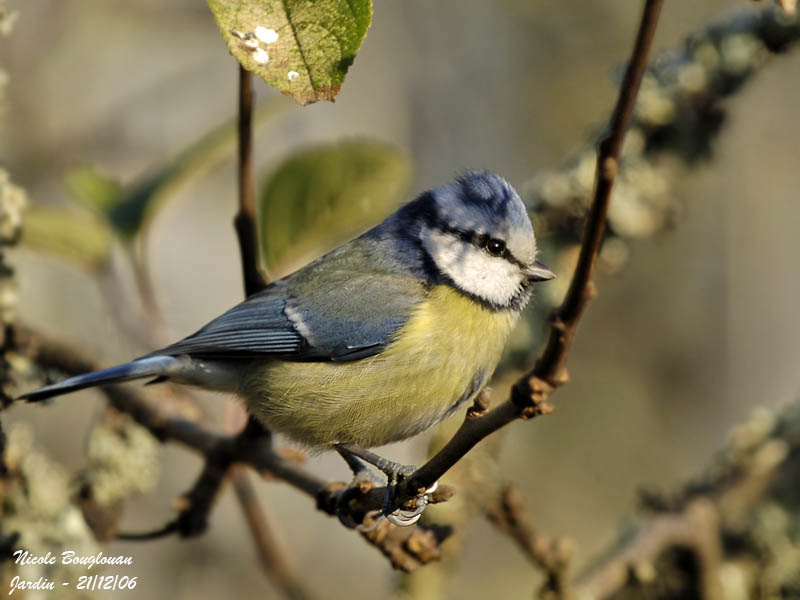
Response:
[[253, 48, 269, 64], [255, 26, 279, 44], [287, 71, 299, 81]]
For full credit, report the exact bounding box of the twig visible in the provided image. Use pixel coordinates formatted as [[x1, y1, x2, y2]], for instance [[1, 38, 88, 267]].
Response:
[[223, 396, 308, 597], [234, 65, 268, 297], [230, 63, 308, 596], [231, 467, 310, 600], [486, 484, 572, 598], [392, 0, 665, 508], [359, 519, 452, 573], [116, 64, 293, 592], [575, 434, 790, 599], [535, 0, 663, 369], [577, 497, 724, 600]]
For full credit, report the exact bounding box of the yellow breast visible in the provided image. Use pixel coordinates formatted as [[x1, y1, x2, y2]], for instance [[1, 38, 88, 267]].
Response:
[[240, 285, 519, 448]]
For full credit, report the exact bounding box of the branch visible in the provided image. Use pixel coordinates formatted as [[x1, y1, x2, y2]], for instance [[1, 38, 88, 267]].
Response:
[[391, 0, 664, 507], [485, 484, 573, 598], [229, 63, 313, 595], [572, 427, 793, 599], [234, 65, 268, 298], [230, 467, 310, 600], [576, 499, 723, 600], [480, 410, 796, 600]]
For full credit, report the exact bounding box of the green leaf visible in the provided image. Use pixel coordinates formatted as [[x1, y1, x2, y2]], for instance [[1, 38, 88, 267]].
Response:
[[207, 0, 372, 105], [23, 207, 115, 271], [65, 166, 124, 215], [64, 100, 284, 240], [259, 139, 410, 274]]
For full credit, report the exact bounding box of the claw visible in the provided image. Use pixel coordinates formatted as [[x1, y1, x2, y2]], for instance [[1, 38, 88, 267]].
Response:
[[383, 480, 440, 527], [386, 508, 423, 527], [356, 512, 385, 532]]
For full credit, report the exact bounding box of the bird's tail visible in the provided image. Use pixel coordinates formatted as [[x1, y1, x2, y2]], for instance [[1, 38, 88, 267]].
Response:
[[19, 355, 182, 403]]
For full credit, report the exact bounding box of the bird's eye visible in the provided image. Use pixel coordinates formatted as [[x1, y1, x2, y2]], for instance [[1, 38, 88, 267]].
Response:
[[486, 238, 506, 257]]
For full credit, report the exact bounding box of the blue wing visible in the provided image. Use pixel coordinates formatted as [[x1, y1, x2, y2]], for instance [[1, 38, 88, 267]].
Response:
[[155, 241, 427, 362]]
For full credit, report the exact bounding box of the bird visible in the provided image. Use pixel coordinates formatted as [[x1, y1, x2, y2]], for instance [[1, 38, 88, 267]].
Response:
[[21, 170, 554, 524]]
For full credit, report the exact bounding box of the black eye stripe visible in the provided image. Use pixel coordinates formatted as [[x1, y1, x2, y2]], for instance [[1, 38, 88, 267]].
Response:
[[434, 221, 525, 268], [500, 247, 526, 268]]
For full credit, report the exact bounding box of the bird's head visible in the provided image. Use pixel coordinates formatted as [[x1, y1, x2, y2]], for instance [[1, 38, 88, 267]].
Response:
[[410, 171, 555, 310]]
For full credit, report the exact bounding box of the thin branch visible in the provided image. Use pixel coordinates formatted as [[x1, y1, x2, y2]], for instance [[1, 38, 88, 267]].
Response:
[[235, 65, 268, 298], [575, 430, 790, 599], [576, 498, 723, 600], [583, 500, 724, 599], [115, 64, 294, 592], [223, 396, 309, 598], [535, 0, 664, 374], [392, 0, 665, 507], [231, 467, 310, 600], [230, 64, 309, 596], [359, 519, 452, 573], [485, 484, 572, 598]]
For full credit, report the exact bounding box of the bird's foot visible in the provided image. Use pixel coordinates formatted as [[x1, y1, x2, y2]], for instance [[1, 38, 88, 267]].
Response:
[[375, 460, 439, 527], [383, 475, 439, 527], [333, 443, 438, 528]]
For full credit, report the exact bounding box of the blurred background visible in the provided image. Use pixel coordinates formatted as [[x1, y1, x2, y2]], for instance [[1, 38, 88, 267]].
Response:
[[2, 0, 800, 598]]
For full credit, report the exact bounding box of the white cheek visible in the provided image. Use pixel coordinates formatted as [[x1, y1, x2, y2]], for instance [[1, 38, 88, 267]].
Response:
[[422, 229, 523, 306]]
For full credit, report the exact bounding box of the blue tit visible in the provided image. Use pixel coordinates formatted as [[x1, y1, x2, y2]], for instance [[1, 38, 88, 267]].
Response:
[[21, 171, 554, 464]]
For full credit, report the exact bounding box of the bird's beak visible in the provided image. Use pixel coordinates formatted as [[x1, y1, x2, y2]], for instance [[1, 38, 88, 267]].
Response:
[[526, 260, 556, 282]]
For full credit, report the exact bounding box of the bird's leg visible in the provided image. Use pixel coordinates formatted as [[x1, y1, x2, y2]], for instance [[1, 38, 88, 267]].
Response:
[[335, 444, 370, 476], [334, 443, 416, 480], [334, 445, 385, 491], [334, 443, 438, 527]]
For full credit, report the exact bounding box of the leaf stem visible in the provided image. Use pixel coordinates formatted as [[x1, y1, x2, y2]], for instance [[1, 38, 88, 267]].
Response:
[[235, 65, 268, 297]]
